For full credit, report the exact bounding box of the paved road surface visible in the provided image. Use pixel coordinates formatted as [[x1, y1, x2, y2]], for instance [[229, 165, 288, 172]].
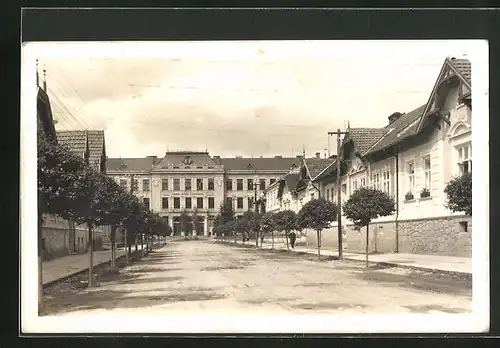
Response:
[[44, 240, 472, 316]]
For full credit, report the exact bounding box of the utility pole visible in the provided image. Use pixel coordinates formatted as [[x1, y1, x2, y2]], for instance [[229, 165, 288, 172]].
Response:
[[328, 128, 348, 260], [253, 181, 261, 246], [125, 173, 135, 263]]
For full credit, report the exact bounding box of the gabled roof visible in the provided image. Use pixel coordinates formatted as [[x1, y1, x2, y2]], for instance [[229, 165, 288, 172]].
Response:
[[155, 151, 221, 169], [344, 128, 387, 156], [57, 131, 87, 158], [416, 57, 471, 133], [448, 58, 471, 86], [216, 157, 301, 171], [303, 158, 336, 180], [37, 87, 57, 142], [364, 104, 427, 156], [56, 130, 105, 172], [87, 131, 106, 172], [106, 157, 158, 173]]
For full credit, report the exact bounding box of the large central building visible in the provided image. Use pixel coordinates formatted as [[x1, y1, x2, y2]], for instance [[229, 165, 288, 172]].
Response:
[[106, 151, 303, 235]]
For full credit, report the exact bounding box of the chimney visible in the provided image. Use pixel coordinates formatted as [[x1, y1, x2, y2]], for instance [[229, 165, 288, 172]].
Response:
[[146, 155, 157, 164], [388, 112, 403, 124], [213, 156, 220, 160], [296, 155, 302, 159], [236, 156, 242, 159], [315, 152, 320, 159], [275, 156, 282, 159]]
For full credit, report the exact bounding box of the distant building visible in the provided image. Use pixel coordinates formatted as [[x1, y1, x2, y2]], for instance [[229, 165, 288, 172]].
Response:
[[264, 153, 336, 214], [106, 152, 302, 235]]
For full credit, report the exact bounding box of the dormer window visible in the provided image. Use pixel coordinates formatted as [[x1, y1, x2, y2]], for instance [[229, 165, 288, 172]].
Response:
[[173, 166, 179, 169], [185, 166, 191, 169], [120, 163, 127, 169]]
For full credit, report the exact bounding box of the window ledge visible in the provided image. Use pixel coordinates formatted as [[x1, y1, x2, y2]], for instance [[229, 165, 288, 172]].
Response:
[[404, 199, 416, 204], [419, 196, 433, 201]]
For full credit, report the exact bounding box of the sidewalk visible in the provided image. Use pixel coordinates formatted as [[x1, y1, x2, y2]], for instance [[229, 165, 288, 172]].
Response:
[[216, 238, 472, 276], [42, 245, 146, 285]]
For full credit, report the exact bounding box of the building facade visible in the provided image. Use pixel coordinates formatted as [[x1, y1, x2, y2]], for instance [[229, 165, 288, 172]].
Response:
[[106, 152, 302, 236], [264, 153, 336, 214], [310, 57, 473, 257]]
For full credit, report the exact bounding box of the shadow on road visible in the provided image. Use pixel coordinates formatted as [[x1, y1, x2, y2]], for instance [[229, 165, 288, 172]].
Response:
[[356, 269, 472, 297], [404, 304, 469, 314]]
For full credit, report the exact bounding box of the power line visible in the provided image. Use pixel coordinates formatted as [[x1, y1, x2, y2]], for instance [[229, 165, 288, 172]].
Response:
[[47, 76, 93, 129]]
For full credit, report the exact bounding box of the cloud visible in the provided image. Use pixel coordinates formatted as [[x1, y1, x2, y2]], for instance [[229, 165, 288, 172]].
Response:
[[38, 40, 475, 158]]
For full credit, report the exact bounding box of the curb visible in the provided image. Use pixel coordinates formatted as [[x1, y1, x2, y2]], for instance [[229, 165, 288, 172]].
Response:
[[216, 240, 472, 280]]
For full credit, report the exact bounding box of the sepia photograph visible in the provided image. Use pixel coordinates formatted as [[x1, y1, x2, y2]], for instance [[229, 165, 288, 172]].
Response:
[[20, 40, 489, 333]]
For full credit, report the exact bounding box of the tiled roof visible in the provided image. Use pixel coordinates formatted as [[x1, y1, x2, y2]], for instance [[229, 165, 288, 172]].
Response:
[[56, 130, 105, 172], [304, 158, 336, 180], [57, 131, 87, 157], [155, 151, 221, 169], [106, 157, 157, 172], [364, 104, 426, 156], [283, 173, 301, 192], [346, 128, 387, 155], [217, 157, 301, 171], [448, 57, 471, 86], [87, 131, 105, 172]]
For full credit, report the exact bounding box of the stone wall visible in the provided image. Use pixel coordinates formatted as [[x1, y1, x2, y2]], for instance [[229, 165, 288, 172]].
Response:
[[306, 215, 472, 257], [399, 215, 472, 257]]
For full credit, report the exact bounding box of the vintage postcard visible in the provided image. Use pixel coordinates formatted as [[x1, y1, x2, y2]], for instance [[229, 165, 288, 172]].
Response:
[[21, 40, 489, 333]]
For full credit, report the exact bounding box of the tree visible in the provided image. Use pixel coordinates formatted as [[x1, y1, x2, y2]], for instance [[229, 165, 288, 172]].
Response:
[[179, 210, 191, 239], [444, 172, 472, 216], [192, 207, 202, 237], [260, 212, 275, 249], [297, 198, 338, 260], [241, 210, 262, 247], [343, 187, 395, 267], [272, 210, 297, 251], [72, 170, 129, 284], [99, 179, 131, 269], [37, 136, 87, 312], [219, 200, 235, 225]]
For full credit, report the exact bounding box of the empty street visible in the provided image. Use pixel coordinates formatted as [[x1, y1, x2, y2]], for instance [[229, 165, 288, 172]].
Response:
[[43, 240, 472, 316]]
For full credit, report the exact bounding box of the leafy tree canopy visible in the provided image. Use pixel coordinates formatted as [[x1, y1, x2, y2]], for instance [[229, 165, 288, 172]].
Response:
[[444, 172, 472, 216], [343, 187, 395, 227], [272, 210, 297, 233], [297, 198, 338, 231], [260, 212, 275, 234]]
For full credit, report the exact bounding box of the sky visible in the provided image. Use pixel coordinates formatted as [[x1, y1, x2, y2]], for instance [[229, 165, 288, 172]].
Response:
[[37, 40, 474, 159]]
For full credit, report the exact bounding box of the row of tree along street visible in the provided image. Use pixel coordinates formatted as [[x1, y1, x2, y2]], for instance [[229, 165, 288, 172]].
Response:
[[37, 135, 171, 313], [211, 172, 471, 265]]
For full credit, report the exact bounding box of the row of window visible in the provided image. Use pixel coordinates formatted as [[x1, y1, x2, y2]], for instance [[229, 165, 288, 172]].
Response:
[[323, 144, 472, 202], [119, 178, 217, 192], [119, 177, 279, 192], [225, 197, 256, 210], [226, 178, 276, 191], [160, 197, 217, 210]]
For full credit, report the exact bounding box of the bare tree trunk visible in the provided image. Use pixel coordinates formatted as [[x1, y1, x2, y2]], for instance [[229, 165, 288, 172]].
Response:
[[38, 215, 44, 315], [285, 231, 289, 251], [111, 224, 116, 270], [317, 230, 321, 260], [365, 223, 369, 268], [271, 231, 274, 250], [255, 230, 259, 247], [88, 222, 94, 287], [140, 233, 144, 257]]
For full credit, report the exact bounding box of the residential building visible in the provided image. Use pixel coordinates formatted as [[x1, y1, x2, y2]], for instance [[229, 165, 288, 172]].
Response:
[[311, 57, 472, 257], [264, 152, 336, 214], [106, 152, 302, 236]]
